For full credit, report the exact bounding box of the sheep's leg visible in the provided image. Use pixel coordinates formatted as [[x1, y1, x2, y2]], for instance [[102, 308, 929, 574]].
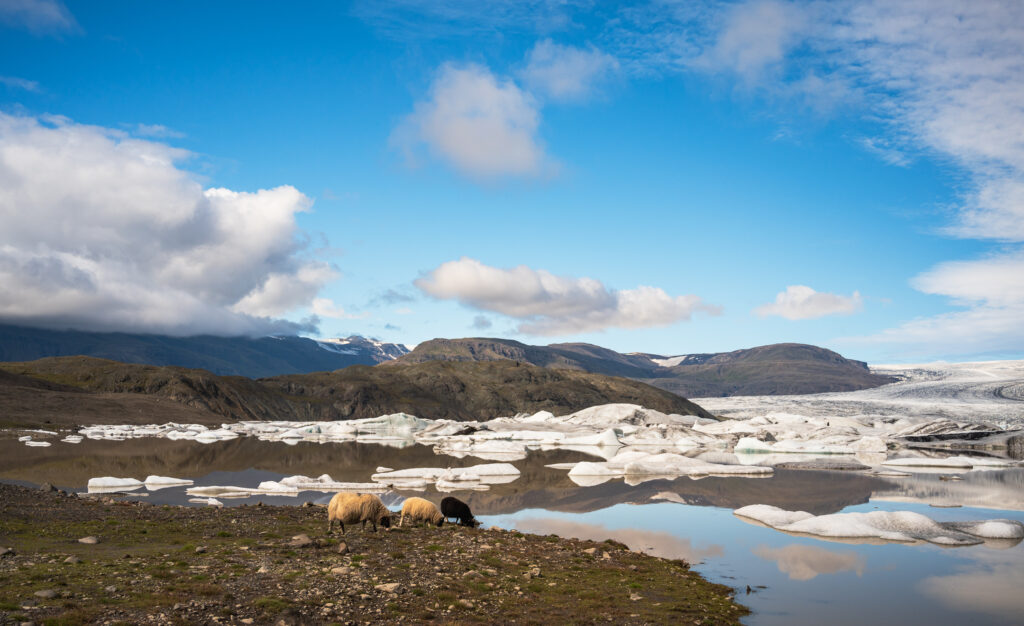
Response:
[[328, 518, 333, 534], [399, 513, 405, 527], [371, 521, 377, 533]]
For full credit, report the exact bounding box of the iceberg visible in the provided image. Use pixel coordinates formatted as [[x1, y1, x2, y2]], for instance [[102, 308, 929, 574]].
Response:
[[734, 504, 1024, 546], [87, 477, 144, 493]]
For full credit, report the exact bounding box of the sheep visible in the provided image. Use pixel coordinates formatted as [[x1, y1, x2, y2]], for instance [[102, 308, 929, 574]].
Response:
[[399, 497, 445, 528], [440, 496, 479, 527], [327, 492, 392, 534]]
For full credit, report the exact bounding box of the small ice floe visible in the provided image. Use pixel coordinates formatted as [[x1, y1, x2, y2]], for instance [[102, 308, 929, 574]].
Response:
[[734, 504, 1024, 546], [564, 450, 772, 486], [25, 440, 51, 447], [18, 435, 32, 441], [61, 435, 83, 444], [189, 497, 223, 506], [144, 476, 194, 490], [87, 477, 144, 493], [881, 456, 1018, 471], [372, 463, 520, 491]]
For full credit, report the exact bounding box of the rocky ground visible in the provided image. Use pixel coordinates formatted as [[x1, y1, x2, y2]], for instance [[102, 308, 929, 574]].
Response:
[[0, 484, 747, 625]]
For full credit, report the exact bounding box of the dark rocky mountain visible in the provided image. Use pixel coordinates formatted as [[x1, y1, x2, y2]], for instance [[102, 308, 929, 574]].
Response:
[[396, 339, 895, 397], [0, 324, 408, 378], [0, 356, 710, 428]]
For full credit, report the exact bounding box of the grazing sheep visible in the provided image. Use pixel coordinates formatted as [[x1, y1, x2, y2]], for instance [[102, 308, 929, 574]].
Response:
[[399, 497, 445, 528], [327, 492, 392, 534], [440, 496, 479, 527]]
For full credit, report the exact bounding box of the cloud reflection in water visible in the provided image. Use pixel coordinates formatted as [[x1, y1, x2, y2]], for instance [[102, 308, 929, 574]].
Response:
[[509, 517, 724, 562]]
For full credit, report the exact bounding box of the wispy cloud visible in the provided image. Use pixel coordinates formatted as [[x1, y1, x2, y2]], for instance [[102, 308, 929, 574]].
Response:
[[854, 250, 1024, 356], [756, 285, 862, 320], [415, 256, 719, 335], [131, 123, 185, 139], [520, 39, 618, 102], [0, 0, 77, 35], [0, 113, 336, 336], [0, 76, 40, 92]]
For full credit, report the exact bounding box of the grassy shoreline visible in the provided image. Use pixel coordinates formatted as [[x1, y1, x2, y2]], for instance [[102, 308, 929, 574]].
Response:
[[0, 483, 747, 625]]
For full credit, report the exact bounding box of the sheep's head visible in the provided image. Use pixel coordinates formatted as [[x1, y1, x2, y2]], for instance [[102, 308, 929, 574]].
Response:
[[469, 518, 480, 528], [379, 515, 392, 529], [435, 517, 445, 527]]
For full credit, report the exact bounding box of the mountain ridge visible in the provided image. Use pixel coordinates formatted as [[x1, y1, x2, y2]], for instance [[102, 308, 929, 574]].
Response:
[[395, 339, 894, 396]]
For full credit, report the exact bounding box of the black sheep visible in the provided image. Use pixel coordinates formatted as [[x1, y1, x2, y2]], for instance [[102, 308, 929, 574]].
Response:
[[440, 496, 479, 527]]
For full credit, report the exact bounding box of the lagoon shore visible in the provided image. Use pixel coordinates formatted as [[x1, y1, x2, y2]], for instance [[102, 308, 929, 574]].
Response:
[[0, 483, 747, 625]]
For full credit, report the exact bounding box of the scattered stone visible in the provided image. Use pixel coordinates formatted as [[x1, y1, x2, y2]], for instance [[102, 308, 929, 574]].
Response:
[[63, 556, 82, 564], [257, 566, 269, 574], [302, 501, 315, 508], [78, 536, 99, 545], [458, 599, 474, 609], [583, 547, 597, 555], [104, 585, 117, 593], [0, 547, 14, 558], [195, 546, 207, 554], [601, 551, 611, 560], [374, 582, 401, 594], [630, 593, 643, 601], [39, 483, 57, 492], [336, 541, 349, 555], [287, 534, 314, 548], [240, 620, 254, 625], [331, 566, 352, 575], [34, 589, 58, 599]]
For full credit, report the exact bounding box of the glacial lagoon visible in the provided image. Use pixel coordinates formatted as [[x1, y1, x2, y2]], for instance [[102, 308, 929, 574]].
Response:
[[3, 433, 1023, 626]]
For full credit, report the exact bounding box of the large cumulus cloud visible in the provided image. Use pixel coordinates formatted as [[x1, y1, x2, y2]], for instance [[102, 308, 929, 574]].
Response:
[[0, 113, 336, 336]]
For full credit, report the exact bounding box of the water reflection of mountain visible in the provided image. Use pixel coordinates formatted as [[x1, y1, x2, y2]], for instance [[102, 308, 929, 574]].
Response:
[[3, 439, 891, 516]]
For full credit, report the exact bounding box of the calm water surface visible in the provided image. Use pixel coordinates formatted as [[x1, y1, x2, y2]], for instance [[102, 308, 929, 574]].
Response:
[[3, 436, 1023, 625]]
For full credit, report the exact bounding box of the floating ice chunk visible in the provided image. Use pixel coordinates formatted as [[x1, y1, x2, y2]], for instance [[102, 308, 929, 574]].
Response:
[[144, 476, 193, 490], [734, 505, 815, 527], [189, 497, 223, 506], [185, 486, 256, 498], [946, 520, 1024, 539], [18, 435, 31, 442], [88, 477, 144, 493], [88, 477, 143, 489], [376, 467, 394, 473], [25, 441, 51, 447], [851, 436, 887, 453], [735, 437, 772, 453], [881, 456, 1014, 470], [61, 435, 83, 444], [567, 462, 623, 478], [436, 480, 490, 492], [256, 480, 299, 493], [734, 504, 1022, 546], [194, 428, 239, 443]]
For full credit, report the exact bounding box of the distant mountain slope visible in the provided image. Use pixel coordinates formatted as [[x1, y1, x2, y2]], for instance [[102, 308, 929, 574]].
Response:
[[0, 356, 710, 426], [396, 339, 894, 396], [0, 324, 408, 378]]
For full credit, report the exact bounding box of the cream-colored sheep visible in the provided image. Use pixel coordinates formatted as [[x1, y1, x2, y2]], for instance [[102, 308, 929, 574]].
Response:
[[327, 492, 392, 534], [399, 497, 445, 527]]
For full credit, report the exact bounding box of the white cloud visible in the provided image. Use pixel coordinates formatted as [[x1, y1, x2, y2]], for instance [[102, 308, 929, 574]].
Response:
[[0, 76, 40, 92], [0, 113, 336, 336], [309, 297, 368, 320], [132, 123, 185, 139], [520, 39, 618, 101], [695, 0, 808, 82], [415, 257, 718, 336], [857, 250, 1024, 355], [755, 285, 863, 320], [0, 0, 76, 35], [392, 63, 553, 178]]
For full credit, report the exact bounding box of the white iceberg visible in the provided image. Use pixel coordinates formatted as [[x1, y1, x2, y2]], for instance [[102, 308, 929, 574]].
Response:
[[87, 477, 144, 493], [734, 504, 1024, 546]]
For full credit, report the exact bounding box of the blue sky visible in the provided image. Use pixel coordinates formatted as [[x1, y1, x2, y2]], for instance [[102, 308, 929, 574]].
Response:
[[1, 0, 1022, 363]]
